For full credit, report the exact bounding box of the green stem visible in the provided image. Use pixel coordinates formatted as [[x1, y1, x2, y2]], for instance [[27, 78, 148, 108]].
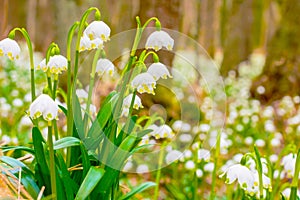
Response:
[[290, 149, 300, 200], [83, 49, 101, 135], [52, 75, 59, 140], [9, 28, 36, 100], [210, 131, 221, 200], [254, 145, 264, 199], [141, 51, 159, 62], [154, 143, 165, 200], [48, 122, 57, 200]]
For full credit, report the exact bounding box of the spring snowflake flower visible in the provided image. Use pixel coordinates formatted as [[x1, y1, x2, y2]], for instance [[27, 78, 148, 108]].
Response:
[[0, 38, 21, 60], [121, 94, 143, 117], [165, 150, 182, 165], [96, 58, 114, 76], [123, 94, 143, 110], [197, 149, 211, 162], [131, 72, 156, 94], [79, 34, 92, 52], [281, 188, 300, 199], [145, 31, 174, 51], [84, 21, 111, 42], [147, 62, 172, 81], [47, 55, 68, 74], [220, 164, 255, 191], [151, 124, 174, 139], [281, 153, 297, 177], [29, 94, 59, 121], [36, 59, 47, 72]]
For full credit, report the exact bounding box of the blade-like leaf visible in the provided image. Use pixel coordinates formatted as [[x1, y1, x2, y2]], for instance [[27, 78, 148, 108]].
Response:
[[118, 182, 156, 200], [75, 166, 105, 200], [0, 146, 35, 154], [54, 137, 81, 150]]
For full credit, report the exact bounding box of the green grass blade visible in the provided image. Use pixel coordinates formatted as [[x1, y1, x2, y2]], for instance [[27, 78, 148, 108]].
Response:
[[118, 182, 156, 200], [75, 166, 105, 200], [54, 137, 81, 150]]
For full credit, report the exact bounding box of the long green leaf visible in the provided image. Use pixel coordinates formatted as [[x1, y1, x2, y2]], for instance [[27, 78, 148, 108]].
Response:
[[54, 137, 81, 150], [75, 166, 105, 200], [0, 146, 35, 154], [32, 127, 51, 194], [118, 182, 156, 200], [0, 156, 40, 198]]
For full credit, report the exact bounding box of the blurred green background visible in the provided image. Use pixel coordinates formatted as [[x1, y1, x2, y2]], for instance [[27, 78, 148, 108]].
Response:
[[1, 0, 300, 102]]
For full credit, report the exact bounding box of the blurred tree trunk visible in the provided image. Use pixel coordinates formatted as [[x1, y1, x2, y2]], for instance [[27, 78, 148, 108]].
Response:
[[252, 0, 300, 102], [0, 0, 9, 38], [138, 0, 181, 66], [221, 0, 254, 75]]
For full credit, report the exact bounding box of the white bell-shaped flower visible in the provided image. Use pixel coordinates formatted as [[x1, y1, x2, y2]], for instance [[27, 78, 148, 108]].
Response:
[[147, 62, 172, 81], [131, 72, 156, 94], [281, 153, 297, 177], [220, 164, 255, 190], [29, 94, 59, 121], [84, 21, 111, 42], [151, 124, 174, 139], [36, 59, 47, 72], [123, 94, 143, 110], [47, 55, 68, 74], [0, 38, 21, 60], [79, 34, 92, 52], [90, 38, 104, 50], [96, 58, 114, 76], [165, 150, 182, 164], [145, 31, 174, 51], [197, 149, 211, 162]]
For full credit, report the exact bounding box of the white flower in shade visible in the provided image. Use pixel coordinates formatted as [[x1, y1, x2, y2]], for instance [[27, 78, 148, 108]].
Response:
[[0, 38, 21, 60], [145, 31, 174, 51], [36, 59, 47, 72], [148, 124, 159, 135], [136, 164, 149, 173], [281, 153, 297, 177], [172, 120, 191, 132], [131, 72, 156, 94], [123, 94, 143, 110], [147, 62, 172, 81], [79, 34, 92, 52], [96, 58, 114, 76], [281, 188, 300, 199], [197, 149, 210, 162], [185, 160, 195, 170], [204, 162, 215, 172], [165, 150, 182, 165], [29, 94, 59, 121], [90, 38, 104, 50], [84, 21, 111, 42], [151, 124, 174, 139], [220, 164, 255, 190], [196, 169, 203, 178], [76, 89, 88, 99], [253, 171, 272, 192], [47, 55, 68, 74]]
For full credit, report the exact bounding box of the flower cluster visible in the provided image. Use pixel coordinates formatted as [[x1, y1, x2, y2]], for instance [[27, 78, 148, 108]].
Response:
[[36, 55, 68, 74]]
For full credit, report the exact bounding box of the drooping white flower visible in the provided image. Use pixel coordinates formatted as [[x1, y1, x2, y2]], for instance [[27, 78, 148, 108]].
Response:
[[76, 89, 88, 99], [36, 59, 47, 72], [123, 94, 143, 110], [197, 149, 211, 162], [79, 34, 92, 52], [47, 55, 68, 74], [151, 124, 174, 139], [281, 153, 297, 177], [204, 162, 215, 172], [185, 160, 195, 170], [29, 94, 59, 121], [165, 150, 182, 164], [220, 164, 255, 190], [147, 62, 172, 81], [90, 38, 104, 50], [281, 188, 300, 199], [0, 38, 21, 60], [145, 31, 174, 51], [131, 72, 156, 94], [84, 21, 111, 42], [96, 58, 114, 76], [172, 120, 191, 132]]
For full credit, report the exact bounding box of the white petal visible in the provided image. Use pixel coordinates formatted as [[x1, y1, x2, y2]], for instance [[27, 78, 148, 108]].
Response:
[[29, 94, 58, 121], [48, 55, 68, 74], [0, 38, 21, 60], [131, 73, 156, 94], [145, 31, 174, 51], [96, 58, 114, 76], [84, 21, 111, 42], [147, 62, 172, 81]]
